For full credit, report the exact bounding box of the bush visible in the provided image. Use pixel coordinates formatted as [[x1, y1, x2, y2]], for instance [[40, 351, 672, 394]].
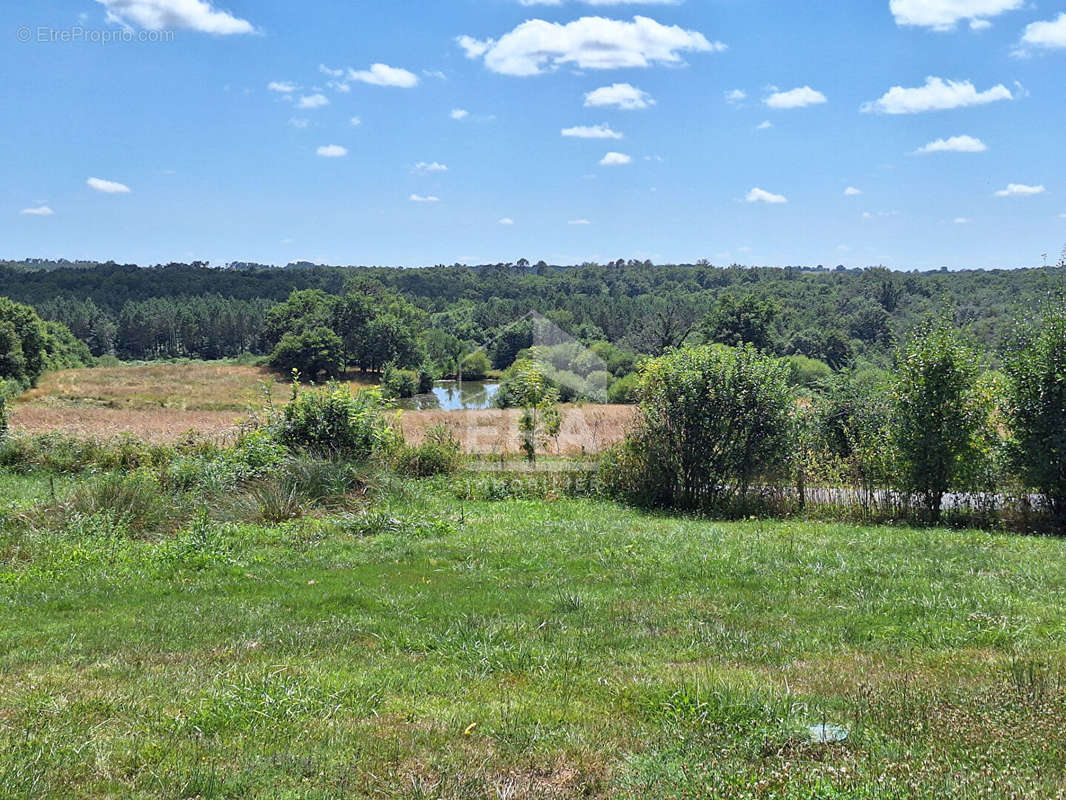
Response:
[[417, 366, 435, 394], [0, 432, 176, 474], [395, 425, 464, 477], [67, 470, 172, 537], [1005, 305, 1066, 524], [607, 373, 640, 404], [272, 382, 395, 461], [782, 355, 833, 391], [890, 322, 980, 522], [459, 350, 491, 380], [603, 345, 795, 511], [163, 429, 287, 492], [381, 363, 419, 399]]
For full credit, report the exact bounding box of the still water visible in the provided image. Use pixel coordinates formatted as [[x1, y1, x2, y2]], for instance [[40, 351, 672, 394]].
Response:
[[396, 380, 500, 411]]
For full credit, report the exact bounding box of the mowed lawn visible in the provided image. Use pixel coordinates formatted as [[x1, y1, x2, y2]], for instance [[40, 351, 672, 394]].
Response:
[[3, 478, 1066, 798]]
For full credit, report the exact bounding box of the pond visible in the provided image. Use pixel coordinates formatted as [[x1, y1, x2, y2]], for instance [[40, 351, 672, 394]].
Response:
[[396, 380, 500, 411]]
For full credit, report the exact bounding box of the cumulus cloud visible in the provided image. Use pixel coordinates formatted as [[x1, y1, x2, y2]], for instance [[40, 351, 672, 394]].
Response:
[[410, 194, 440, 203], [1019, 13, 1066, 51], [414, 161, 448, 173], [725, 89, 746, 104], [297, 93, 329, 109], [584, 83, 654, 110], [994, 183, 1045, 197], [457, 16, 723, 76], [568, 218, 592, 225], [498, 217, 515, 225], [745, 187, 787, 204], [87, 177, 131, 194], [914, 135, 988, 154], [889, 0, 1023, 31], [764, 86, 827, 109], [316, 145, 347, 158], [756, 120, 773, 130], [599, 151, 632, 166], [844, 186, 863, 196], [350, 116, 362, 127], [954, 217, 971, 224], [20, 206, 54, 216], [95, 0, 255, 34], [561, 124, 623, 139], [862, 77, 1012, 114], [450, 108, 470, 120], [347, 64, 419, 88], [267, 81, 297, 93]]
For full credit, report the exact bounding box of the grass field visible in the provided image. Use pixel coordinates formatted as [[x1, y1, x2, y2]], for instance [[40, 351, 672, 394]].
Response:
[[3, 472, 1066, 799], [9, 363, 634, 452]]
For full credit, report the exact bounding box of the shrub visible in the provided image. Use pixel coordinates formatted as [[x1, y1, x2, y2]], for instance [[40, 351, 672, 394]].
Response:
[[607, 373, 640, 404], [67, 470, 172, 537], [0, 432, 175, 474], [272, 382, 395, 461], [890, 322, 980, 522], [782, 355, 833, 391], [417, 366, 435, 394], [497, 360, 562, 465], [604, 345, 795, 511], [459, 350, 491, 380], [395, 425, 464, 477], [164, 429, 287, 492], [381, 363, 419, 399], [814, 369, 892, 493], [1005, 305, 1066, 524]]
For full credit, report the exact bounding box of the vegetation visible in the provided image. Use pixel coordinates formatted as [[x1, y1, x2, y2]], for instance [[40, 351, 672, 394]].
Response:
[[269, 381, 397, 461], [0, 297, 89, 392]]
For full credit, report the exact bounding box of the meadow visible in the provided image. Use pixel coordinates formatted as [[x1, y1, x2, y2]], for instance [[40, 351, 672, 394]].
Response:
[[2, 469, 1066, 799], [8, 363, 634, 453]]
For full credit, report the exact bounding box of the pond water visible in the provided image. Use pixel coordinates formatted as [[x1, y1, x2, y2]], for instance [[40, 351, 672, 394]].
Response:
[[396, 380, 500, 411]]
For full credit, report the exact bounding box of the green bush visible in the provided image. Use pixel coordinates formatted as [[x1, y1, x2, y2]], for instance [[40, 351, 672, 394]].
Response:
[[890, 322, 980, 522], [395, 425, 464, 477], [603, 345, 795, 511], [164, 429, 287, 492], [1005, 305, 1066, 524], [607, 373, 640, 404], [782, 354, 833, 391], [459, 350, 491, 380], [269, 327, 345, 382], [272, 382, 395, 461], [67, 470, 172, 537], [381, 363, 419, 399], [0, 432, 177, 474]]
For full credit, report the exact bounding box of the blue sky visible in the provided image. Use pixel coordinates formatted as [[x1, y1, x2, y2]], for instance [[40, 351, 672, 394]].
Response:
[[3, 0, 1066, 270]]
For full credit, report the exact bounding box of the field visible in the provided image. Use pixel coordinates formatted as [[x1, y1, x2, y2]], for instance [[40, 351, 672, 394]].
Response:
[[9, 363, 634, 452], [2, 475, 1066, 799]]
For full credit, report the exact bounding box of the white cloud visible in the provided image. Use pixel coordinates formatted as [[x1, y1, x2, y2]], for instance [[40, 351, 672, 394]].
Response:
[[347, 63, 419, 88], [725, 89, 746, 103], [414, 161, 448, 173], [994, 183, 1045, 197], [599, 151, 632, 166], [316, 144, 348, 158], [297, 93, 329, 109], [745, 187, 787, 204], [20, 206, 54, 216], [457, 16, 723, 76], [423, 70, 447, 80], [450, 108, 470, 120], [914, 134, 988, 154], [1019, 13, 1066, 50], [889, 0, 1022, 31], [954, 217, 971, 224], [87, 177, 131, 194], [970, 19, 992, 30], [268, 81, 297, 93], [862, 77, 1012, 114], [319, 64, 344, 78], [562, 124, 623, 139], [584, 83, 654, 110], [350, 116, 362, 127], [756, 120, 772, 130], [95, 0, 255, 34], [498, 217, 515, 225], [844, 186, 863, 196], [410, 194, 440, 203], [568, 218, 592, 225], [764, 86, 827, 109]]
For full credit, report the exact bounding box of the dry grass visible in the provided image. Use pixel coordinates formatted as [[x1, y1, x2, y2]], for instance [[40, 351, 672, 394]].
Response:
[[11, 363, 636, 452]]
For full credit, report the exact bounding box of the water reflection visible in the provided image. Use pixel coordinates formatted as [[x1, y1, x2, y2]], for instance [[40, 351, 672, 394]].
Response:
[[396, 380, 500, 411]]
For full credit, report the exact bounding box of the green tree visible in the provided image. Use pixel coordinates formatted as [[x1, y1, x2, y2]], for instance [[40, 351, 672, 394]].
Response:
[[1004, 305, 1066, 524], [700, 294, 779, 352], [269, 327, 345, 382], [890, 323, 980, 522], [607, 345, 795, 510], [459, 350, 491, 380], [506, 359, 561, 466]]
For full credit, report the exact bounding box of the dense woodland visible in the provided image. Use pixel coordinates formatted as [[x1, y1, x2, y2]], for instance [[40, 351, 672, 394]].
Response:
[[2, 258, 1064, 376]]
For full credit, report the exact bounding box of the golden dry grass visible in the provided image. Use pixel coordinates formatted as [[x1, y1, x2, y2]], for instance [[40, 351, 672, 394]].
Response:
[[11, 363, 636, 452]]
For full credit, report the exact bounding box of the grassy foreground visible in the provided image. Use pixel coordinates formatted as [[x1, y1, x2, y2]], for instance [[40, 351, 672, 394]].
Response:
[[3, 474, 1066, 799]]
